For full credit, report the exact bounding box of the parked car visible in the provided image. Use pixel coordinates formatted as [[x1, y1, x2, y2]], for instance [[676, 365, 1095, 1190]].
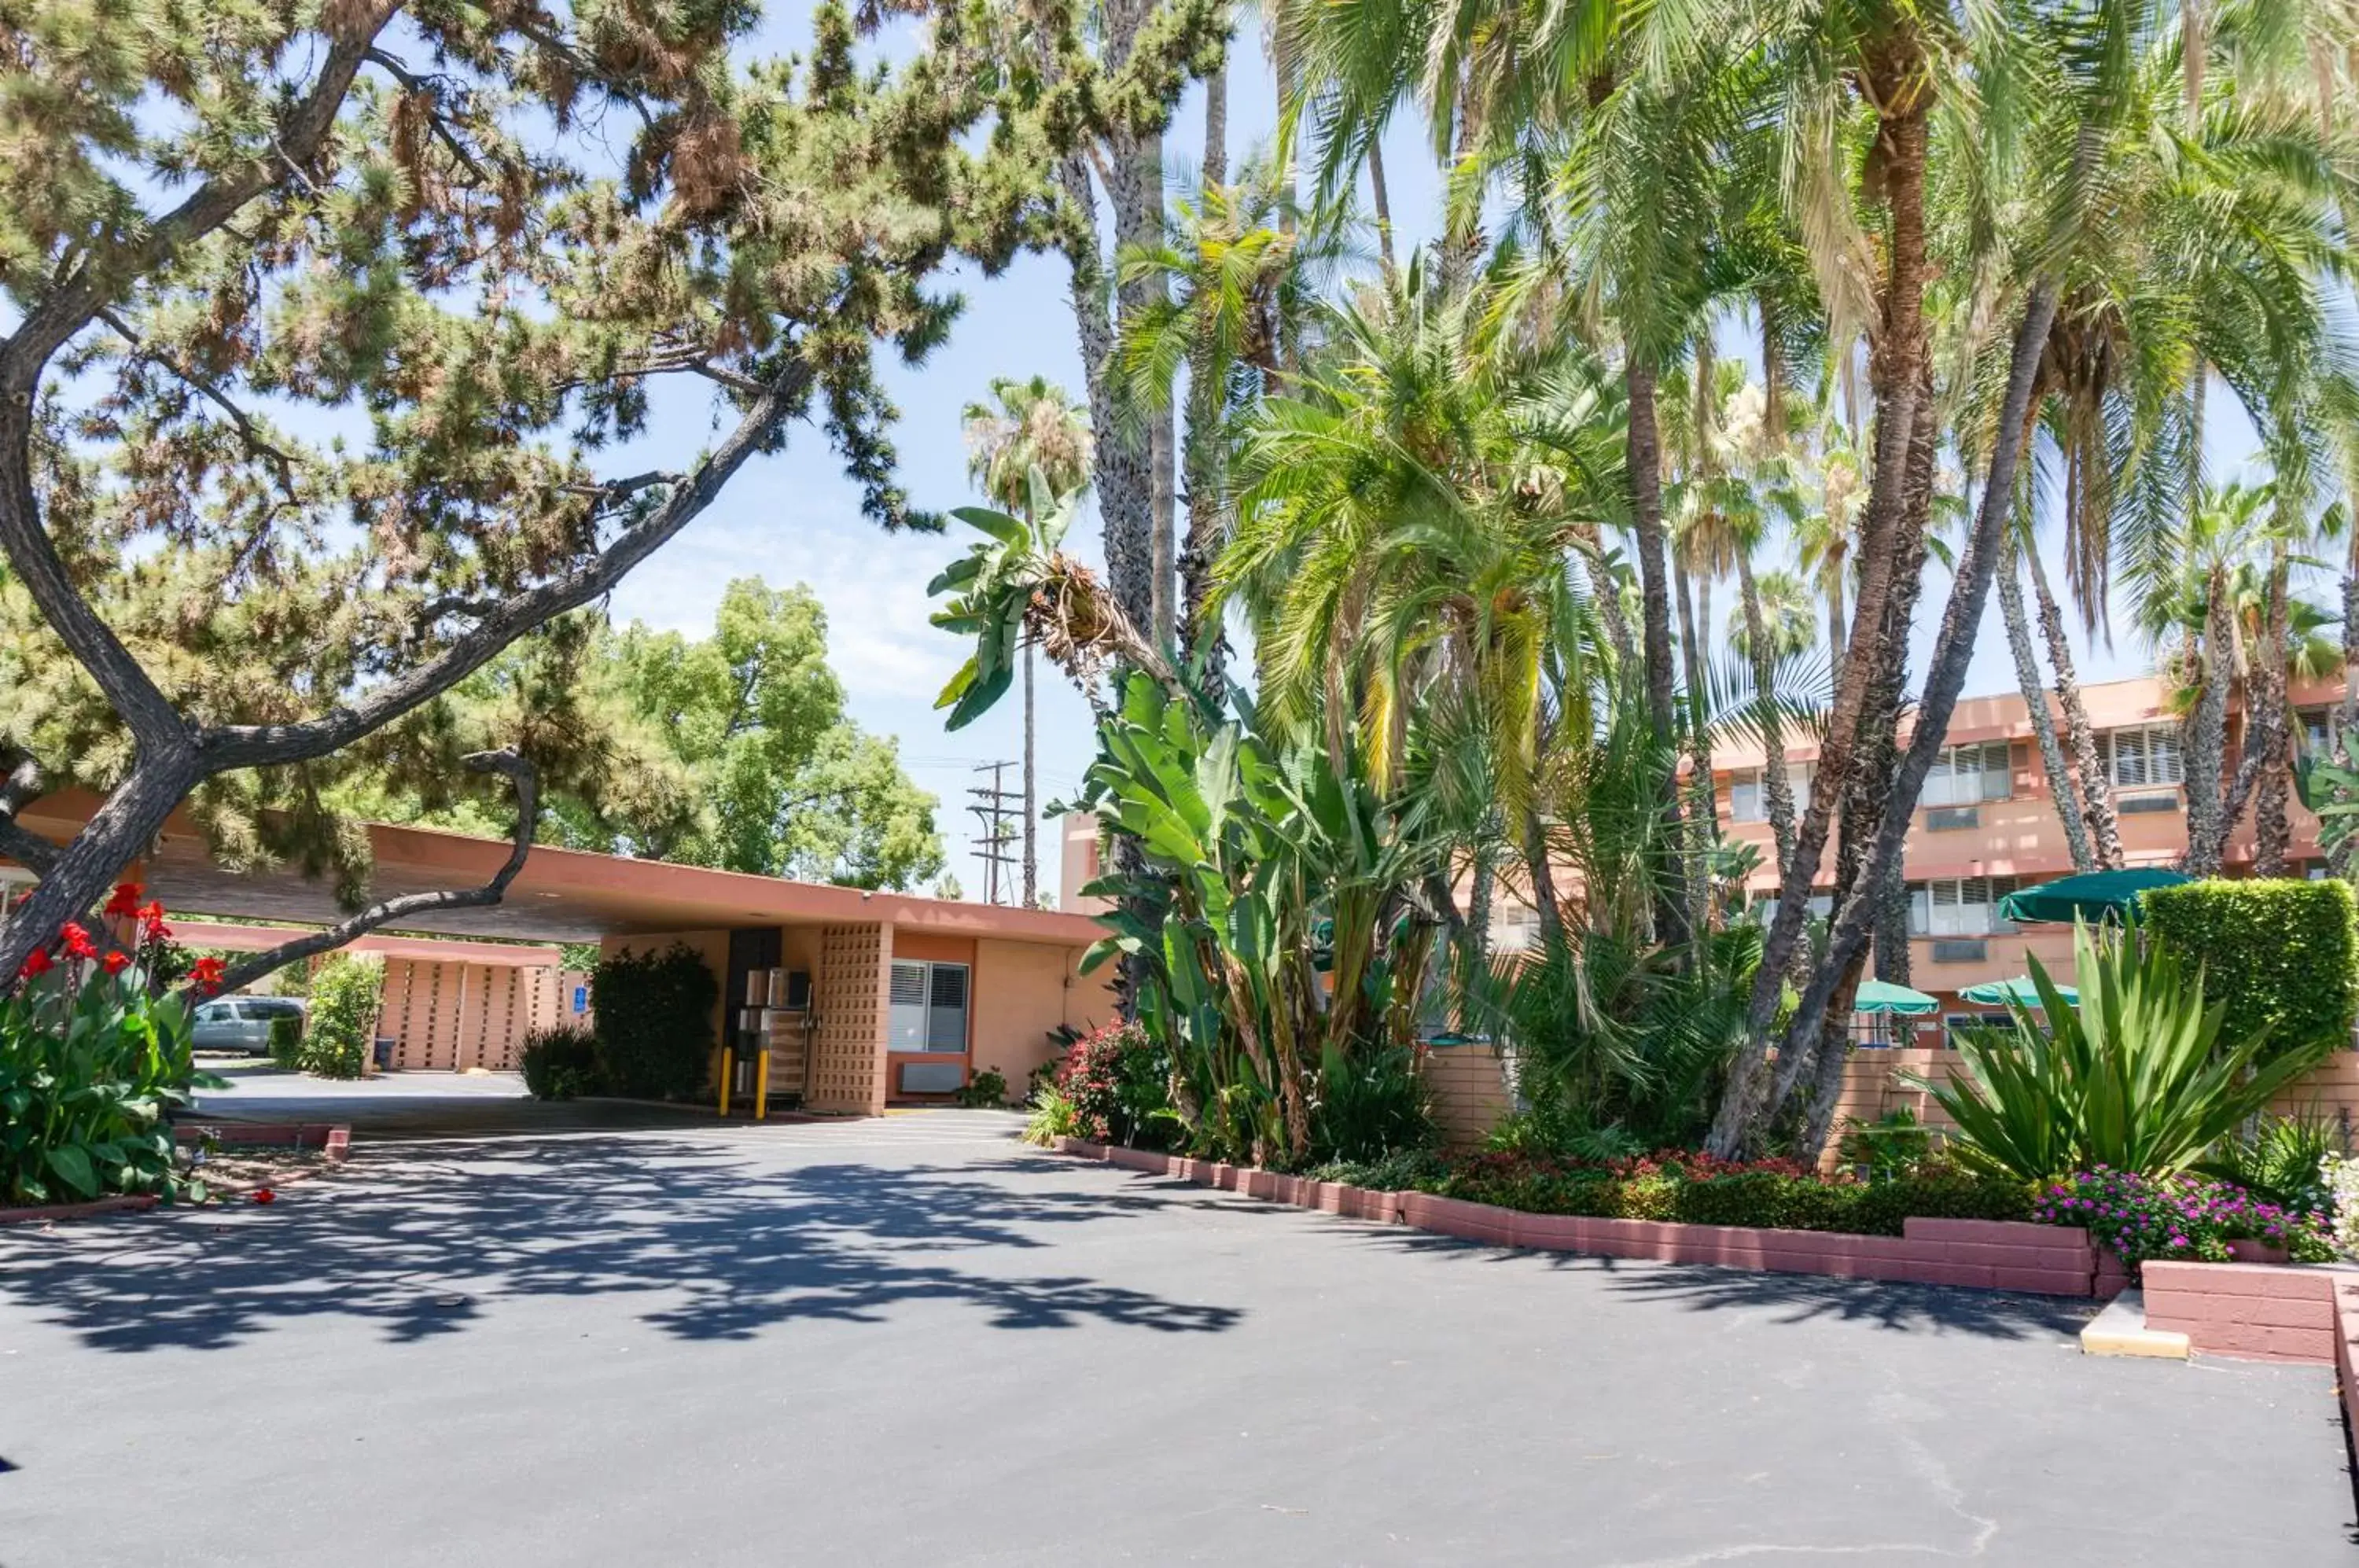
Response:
[[191, 995, 307, 1055]]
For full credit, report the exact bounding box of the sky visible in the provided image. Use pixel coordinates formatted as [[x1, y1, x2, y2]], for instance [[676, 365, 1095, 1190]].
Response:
[[596, 5, 2278, 904]]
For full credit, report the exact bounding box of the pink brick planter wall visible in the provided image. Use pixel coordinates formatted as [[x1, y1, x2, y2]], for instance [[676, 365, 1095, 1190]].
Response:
[[2335, 1282, 2359, 1433], [1043, 1142, 2105, 1297], [177, 1122, 351, 1160], [2142, 1261, 2350, 1364], [0, 1193, 160, 1227]]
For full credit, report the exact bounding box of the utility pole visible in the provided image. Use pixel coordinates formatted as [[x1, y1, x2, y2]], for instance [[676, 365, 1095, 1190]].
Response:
[[966, 761, 1022, 905]]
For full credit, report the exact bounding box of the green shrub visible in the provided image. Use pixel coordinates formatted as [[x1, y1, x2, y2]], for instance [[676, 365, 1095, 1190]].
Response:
[[1836, 1107, 1934, 1178], [1023, 1081, 1079, 1146], [1052, 1021, 1171, 1147], [1310, 1044, 1437, 1164], [2197, 1110, 2345, 1216], [519, 1024, 600, 1101], [1430, 1150, 2030, 1236], [1922, 920, 2330, 1181], [955, 1066, 1010, 1108], [590, 943, 719, 1100], [2143, 878, 2358, 1063], [267, 1012, 303, 1069], [300, 955, 382, 1079]]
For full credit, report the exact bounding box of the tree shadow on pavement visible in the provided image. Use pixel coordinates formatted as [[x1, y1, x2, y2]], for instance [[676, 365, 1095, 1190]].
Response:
[[1365, 1230, 2090, 1342], [0, 1137, 1245, 1353]]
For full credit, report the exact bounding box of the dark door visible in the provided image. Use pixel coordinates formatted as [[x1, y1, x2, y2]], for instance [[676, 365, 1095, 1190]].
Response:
[[723, 927, 783, 1056]]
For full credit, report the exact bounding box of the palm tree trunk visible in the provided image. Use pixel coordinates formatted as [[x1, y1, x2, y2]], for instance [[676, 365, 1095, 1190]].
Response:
[[1367, 139, 1397, 279], [1743, 277, 2069, 1159], [1626, 351, 1691, 950], [1824, 566, 1847, 683], [2181, 577, 2234, 874], [1676, 559, 1714, 938], [1581, 525, 1637, 672], [1736, 551, 1797, 879], [2253, 545, 2294, 874], [1712, 81, 1931, 1155], [2023, 539, 2123, 867], [1998, 540, 2093, 871], [1022, 644, 1037, 905], [1204, 55, 1227, 189]]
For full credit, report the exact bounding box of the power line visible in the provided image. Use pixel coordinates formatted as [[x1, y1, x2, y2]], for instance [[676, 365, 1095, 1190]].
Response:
[[966, 761, 1022, 906]]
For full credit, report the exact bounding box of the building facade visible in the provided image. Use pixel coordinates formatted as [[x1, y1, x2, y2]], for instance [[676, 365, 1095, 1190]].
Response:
[[1706, 671, 2345, 1036]]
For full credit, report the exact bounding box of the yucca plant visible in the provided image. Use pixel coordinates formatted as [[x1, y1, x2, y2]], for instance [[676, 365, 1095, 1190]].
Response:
[[1919, 920, 2331, 1182]]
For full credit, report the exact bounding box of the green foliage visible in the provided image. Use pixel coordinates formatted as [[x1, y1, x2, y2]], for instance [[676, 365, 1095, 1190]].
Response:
[[1836, 1108, 1935, 1180], [299, 956, 383, 1080], [1024, 1082, 1080, 1147], [2141, 879, 2359, 1064], [954, 1066, 1010, 1108], [1075, 673, 1448, 1165], [1921, 922, 2331, 1182], [1424, 1151, 2031, 1237], [519, 1025, 602, 1102], [267, 1014, 303, 1071], [1051, 1021, 1172, 1147], [591, 944, 719, 1101], [1310, 1045, 1438, 1165], [2, 947, 215, 1205], [2196, 1111, 2346, 1217]]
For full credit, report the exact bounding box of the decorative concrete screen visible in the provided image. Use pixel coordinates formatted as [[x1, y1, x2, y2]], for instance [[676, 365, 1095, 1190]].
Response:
[[379, 959, 568, 1072], [810, 923, 892, 1114]]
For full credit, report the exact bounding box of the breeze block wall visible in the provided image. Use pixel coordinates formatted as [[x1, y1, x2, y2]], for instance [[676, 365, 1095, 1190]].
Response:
[[809, 922, 892, 1114]]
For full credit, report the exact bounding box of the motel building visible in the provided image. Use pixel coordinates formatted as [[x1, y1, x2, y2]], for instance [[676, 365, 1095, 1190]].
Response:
[[2, 792, 1117, 1114]]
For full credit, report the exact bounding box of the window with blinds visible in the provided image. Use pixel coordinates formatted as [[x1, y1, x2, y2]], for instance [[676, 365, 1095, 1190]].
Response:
[[2107, 724, 2185, 788], [1908, 877, 2020, 937], [1728, 762, 1811, 823], [889, 959, 970, 1054], [1921, 742, 2011, 808]]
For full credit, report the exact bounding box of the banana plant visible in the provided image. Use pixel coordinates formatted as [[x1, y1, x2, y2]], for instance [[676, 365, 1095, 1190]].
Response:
[[929, 469, 1173, 727], [1071, 673, 1447, 1165]]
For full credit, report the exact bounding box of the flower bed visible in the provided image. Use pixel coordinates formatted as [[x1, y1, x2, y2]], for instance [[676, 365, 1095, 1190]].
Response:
[[1057, 1139, 2108, 1297], [2033, 1169, 2333, 1275]]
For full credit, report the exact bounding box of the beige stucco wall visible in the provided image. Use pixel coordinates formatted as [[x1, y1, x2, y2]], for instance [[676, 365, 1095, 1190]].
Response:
[[971, 939, 1112, 1093]]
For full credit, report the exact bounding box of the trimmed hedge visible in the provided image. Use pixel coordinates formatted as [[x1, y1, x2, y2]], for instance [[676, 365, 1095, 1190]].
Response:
[[1312, 1150, 2033, 1238], [590, 942, 719, 1099], [2143, 878, 2358, 1062], [300, 955, 382, 1079]]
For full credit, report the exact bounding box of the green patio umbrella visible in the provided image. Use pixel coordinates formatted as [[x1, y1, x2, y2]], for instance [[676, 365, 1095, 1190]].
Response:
[[1850, 978, 1939, 1015], [1958, 975, 2078, 1007], [1994, 867, 2191, 924]]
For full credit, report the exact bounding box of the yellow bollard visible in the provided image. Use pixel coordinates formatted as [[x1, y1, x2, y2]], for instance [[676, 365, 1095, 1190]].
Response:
[[753, 1048, 771, 1121], [716, 1049, 734, 1117]]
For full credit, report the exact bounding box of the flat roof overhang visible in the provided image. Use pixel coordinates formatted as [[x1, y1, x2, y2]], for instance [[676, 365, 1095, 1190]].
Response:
[[9, 791, 1107, 948]]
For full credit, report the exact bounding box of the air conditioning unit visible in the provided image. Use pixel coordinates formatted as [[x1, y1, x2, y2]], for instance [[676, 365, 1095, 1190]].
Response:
[[1926, 806, 1981, 831], [2118, 792, 2180, 815], [1930, 939, 1988, 963], [899, 1061, 966, 1095]]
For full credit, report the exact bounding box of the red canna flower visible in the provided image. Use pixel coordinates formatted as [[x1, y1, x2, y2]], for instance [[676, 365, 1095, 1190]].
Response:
[[104, 882, 144, 918], [252, 1187, 276, 1205], [17, 948, 53, 981], [101, 951, 131, 975], [189, 955, 227, 995], [136, 900, 171, 941], [57, 922, 98, 961]]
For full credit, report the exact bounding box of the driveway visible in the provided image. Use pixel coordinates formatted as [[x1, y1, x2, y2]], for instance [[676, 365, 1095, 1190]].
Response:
[[190, 1066, 733, 1137], [1, 1116, 2350, 1566]]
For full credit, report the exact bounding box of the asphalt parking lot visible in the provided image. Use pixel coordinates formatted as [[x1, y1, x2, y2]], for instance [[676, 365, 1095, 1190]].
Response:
[[2, 1110, 2350, 1566]]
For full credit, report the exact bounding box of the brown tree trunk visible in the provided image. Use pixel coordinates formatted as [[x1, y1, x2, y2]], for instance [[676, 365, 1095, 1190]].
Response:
[[1746, 278, 2069, 1155], [1626, 352, 1691, 949], [1367, 139, 1397, 280], [2252, 545, 2294, 874], [1710, 79, 1932, 1155], [1999, 538, 2093, 871], [2181, 576, 2235, 875], [1737, 551, 1798, 880], [2024, 540, 2123, 867]]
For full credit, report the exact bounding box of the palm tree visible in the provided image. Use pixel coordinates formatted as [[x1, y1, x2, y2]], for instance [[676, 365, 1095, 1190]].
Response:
[[1994, 518, 2094, 871], [1118, 162, 1340, 684], [961, 377, 1095, 906], [1724, 568, 1816, 663]]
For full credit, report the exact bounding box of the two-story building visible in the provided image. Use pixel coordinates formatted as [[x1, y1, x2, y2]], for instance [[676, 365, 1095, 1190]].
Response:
[[1710, 672, 2345, 1036]]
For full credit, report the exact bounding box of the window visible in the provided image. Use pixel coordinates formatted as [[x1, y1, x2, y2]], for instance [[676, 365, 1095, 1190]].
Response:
[[889, 959, 970, 1053], [2302, 708, 2339, 760], [1943, 1011, 2013, 1042], [1909, 877, 2020, 937], [1922, 742, 2011, 809], [2107, 723, 2184, 789], [1489, 900, 1541, 955], [1730, 762, 1811, 823]]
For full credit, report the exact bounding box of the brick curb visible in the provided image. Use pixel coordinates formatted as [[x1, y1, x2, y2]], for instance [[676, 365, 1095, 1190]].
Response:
[[176, 1123, 351, 1161], [1049, 1138, 2101, 1297], [0, 1194, 161, 1227]]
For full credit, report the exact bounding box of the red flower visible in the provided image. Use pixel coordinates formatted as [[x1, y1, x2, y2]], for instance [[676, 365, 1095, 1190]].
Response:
[[101, 951, 131, 975], [252, 1187, 276, 1205], [136, 900, 172, 941], [17, 948, 53, 981], [189, 955, 227, 995], [103, 882, 144, 918], [57, 922, 98, 961]]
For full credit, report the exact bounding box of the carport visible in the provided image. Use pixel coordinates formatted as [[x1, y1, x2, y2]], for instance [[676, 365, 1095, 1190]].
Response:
[[8, 790, 1116, 1111]]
